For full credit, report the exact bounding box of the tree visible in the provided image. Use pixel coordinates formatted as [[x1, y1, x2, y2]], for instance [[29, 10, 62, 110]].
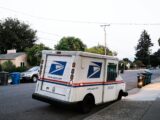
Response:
[[134, 60, 145, 68], [135, 30, 153, 66], [158, 38, 160, 46], [151, 49, 160, 67], [25, 43, 51, 66], [54, 36, 86, 51], [0, 64, 2, 71], [86, 44, 114, 56], [122, 58, 132, 69], [0, 18, 37, 54], [150, 38, 160, 67], [150, 54, 158, 67]]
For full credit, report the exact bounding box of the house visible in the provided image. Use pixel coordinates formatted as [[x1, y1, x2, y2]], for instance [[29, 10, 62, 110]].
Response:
[[0, 50, 27, 67]]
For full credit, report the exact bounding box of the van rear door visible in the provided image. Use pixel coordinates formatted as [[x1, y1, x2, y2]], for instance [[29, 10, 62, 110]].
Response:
[[41, 54, 73, 101]]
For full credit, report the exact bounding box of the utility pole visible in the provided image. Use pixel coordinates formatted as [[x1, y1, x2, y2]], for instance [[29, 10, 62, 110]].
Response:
[[100, 24, 110, 55]]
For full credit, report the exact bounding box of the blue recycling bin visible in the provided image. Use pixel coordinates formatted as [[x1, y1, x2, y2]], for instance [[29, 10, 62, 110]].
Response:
[[10, 72, 20, 84]]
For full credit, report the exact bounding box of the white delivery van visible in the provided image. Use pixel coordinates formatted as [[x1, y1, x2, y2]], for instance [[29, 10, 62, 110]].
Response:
[[32, 50, 128, 113]]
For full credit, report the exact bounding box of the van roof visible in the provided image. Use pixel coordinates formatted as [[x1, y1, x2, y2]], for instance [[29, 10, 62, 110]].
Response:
[[42, 50, 118, 61]]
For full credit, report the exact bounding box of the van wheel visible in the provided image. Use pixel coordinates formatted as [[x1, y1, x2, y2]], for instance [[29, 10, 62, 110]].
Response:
[[32, 75, 38, 83], [79, 95, 95, 114], [117, 91, 123, 100]]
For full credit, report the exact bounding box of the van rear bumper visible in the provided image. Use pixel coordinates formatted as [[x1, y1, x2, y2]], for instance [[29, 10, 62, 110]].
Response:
[[32, 93, 78, 105]]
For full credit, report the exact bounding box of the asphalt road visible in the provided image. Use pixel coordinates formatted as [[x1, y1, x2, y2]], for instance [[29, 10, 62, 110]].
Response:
[[0, 69, 159, 120], [0, 83, 114, 120], [121, 69, 160, 90]]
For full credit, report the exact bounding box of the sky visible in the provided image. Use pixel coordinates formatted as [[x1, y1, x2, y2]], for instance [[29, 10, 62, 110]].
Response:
[[0, 0, 160, 60]]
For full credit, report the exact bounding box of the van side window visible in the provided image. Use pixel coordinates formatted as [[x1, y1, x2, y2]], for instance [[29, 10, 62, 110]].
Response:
[[107, 63, 117, 81]]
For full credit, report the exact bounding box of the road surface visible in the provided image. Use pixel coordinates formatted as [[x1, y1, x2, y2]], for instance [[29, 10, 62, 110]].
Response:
[[0, 69, 159, 120], [121, 69, 160, 90]]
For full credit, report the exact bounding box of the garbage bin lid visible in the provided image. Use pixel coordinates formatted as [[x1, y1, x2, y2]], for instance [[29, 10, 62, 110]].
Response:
[[0, 71, 9, 73], [11, 72, 20, 74], [10, 72, 20, 75], [144, 69, 152, 73]]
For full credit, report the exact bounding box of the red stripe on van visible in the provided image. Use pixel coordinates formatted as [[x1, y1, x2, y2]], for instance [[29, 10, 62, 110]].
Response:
[[41, 78, 70, 84], [40, 77, 124, 87]]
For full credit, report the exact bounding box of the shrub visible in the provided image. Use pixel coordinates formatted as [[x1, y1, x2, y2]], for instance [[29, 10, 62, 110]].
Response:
[[0, 64, 2, 71], [15, 66, 27, 72], [1, 60, 16, 72]]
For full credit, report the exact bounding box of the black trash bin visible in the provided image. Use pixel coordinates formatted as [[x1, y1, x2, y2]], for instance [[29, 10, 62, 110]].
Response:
[[0, 72, 9, 85]]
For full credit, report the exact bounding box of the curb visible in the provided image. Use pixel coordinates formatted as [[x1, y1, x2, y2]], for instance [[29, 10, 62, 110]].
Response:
[[84, 76, 160, 120]]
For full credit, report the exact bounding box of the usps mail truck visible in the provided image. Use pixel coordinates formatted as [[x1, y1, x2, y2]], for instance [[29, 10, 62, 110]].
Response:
[[32, 50, 128, 113]]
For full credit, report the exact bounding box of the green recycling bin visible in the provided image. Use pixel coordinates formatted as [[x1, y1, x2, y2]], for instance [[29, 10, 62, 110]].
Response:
[[142, 72, 152, 85]]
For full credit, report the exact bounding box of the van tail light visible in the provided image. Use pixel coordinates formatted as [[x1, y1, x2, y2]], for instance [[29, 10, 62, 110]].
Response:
[[70, 62, 76, 82], [39, 65, 43, 75], [70, 74, 74, 80], [41, 60, 44, 64], [71, 69, 75, 74], [39, 59, 44, 76], [72, 62, 76, 67]]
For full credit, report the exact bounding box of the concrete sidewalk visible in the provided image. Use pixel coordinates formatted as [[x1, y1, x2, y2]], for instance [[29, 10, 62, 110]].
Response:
[[84, 80, 160, 120]]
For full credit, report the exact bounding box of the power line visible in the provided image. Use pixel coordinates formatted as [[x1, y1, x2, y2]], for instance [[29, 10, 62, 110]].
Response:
[[110, 22, 160, 26], [1, 6, 160, 26], [37, 30, 62, 37], [0, 6, 105, 24], [38, 37, 58, 41]]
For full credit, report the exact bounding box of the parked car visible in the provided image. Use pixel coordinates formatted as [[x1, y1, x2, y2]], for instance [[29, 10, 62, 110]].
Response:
[[21, 66, 40, 82]]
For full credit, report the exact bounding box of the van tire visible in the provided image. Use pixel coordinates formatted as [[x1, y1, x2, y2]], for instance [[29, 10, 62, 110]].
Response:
[[117, 90, 123, 100], [32, 75, 38, 83], [79, 95, 95, 114]]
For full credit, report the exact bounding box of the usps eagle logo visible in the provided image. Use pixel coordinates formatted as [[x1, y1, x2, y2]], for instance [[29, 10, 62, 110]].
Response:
[[49, 61, 66, 76], [87, 62, 102, 78]]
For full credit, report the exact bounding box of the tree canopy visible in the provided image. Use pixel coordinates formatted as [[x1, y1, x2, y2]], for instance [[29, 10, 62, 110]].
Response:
[[158, 38, 160, 46], [25, 43, 51, 66], [0, 18, 37, 54], [54, 36, 86, 51], [86, 44, 116, 56], [135, 30, 153, 66], [150, 49, 160, 67]]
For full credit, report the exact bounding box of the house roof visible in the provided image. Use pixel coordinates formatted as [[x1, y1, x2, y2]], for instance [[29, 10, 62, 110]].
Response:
[[0, 52, 26, 60]]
